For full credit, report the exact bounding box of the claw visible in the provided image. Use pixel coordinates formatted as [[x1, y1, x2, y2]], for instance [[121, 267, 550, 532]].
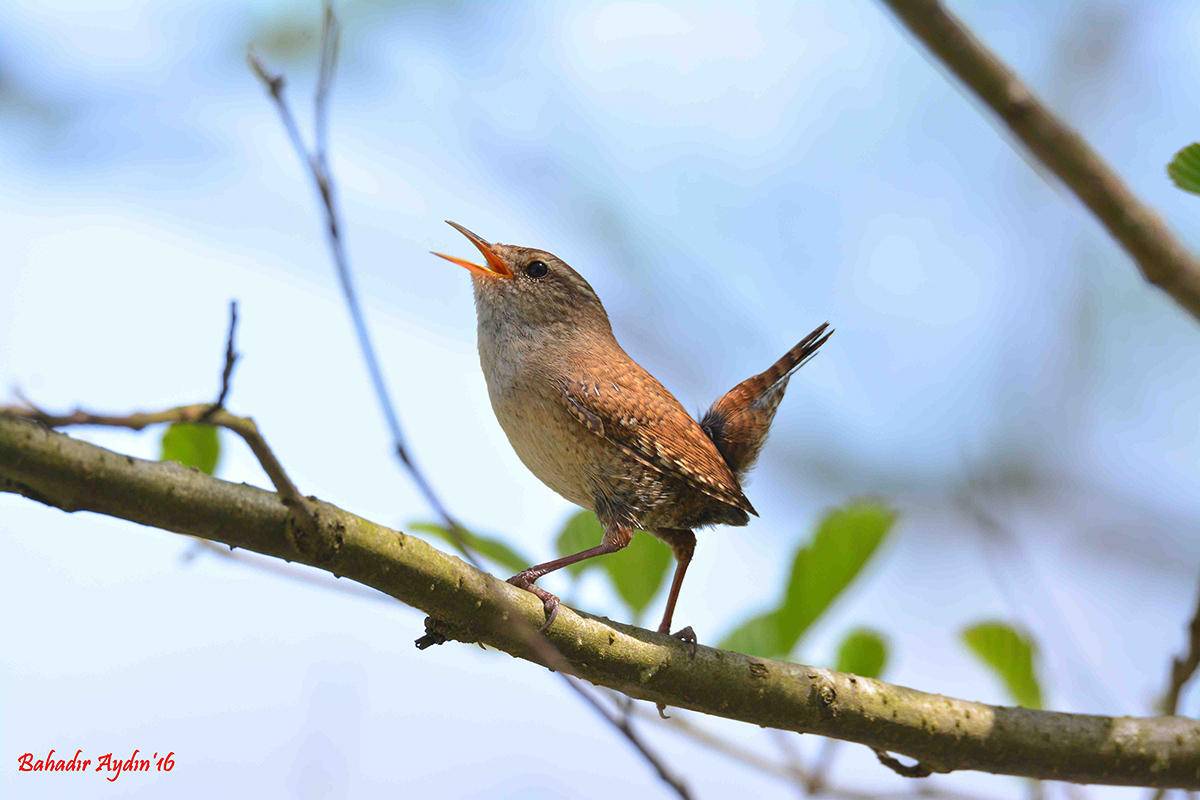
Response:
[[507, 571, 561, 631], [672, 626, 697, 644], [656, 702, 671, 719], [671, 625, 698, 660], [507, 570, 535, 589], [538, 595, 560, 631]]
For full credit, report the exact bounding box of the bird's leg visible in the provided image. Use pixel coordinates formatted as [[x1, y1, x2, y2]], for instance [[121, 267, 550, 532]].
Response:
[[653, 528, 697, 718], [507, 524, 632, 631], [654, 528, 697, 644]]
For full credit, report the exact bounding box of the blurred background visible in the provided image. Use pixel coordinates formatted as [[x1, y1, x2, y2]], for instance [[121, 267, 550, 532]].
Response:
[[3, 0, 1200, 797]]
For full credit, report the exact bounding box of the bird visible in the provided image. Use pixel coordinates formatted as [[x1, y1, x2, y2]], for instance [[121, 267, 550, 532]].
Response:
[[433, 221, 831, 641]]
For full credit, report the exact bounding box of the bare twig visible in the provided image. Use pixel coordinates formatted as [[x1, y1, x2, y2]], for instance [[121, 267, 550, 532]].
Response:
[[958, 487, 1116, 713], [2, 400, 320, 549], [246, 8, 693, 797], [185, 539, 391, 604], [1162, 578, 1200, 716], [314, 5, 339, 168], [878, 0, 1200, 322], [198, 299, 239, 424], [565, 679, 693, 799], [246, 10, 474, 565], [766, 728, 812, 793], [804, 736, 841, 794], [631, 702, 999, 800]]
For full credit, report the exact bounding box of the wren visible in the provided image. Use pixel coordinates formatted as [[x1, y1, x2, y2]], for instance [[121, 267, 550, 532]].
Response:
[[434, 221, 831, 640]]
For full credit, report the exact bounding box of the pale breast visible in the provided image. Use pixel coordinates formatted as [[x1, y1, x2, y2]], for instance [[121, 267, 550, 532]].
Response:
[[478, 332, 600, 511]]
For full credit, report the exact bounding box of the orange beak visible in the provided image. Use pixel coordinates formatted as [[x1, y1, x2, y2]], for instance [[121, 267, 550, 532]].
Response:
[[432, 221, 514, 279]]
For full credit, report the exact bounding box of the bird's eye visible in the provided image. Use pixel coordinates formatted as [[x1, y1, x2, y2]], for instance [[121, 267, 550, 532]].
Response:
[[525, 260, 549, 279]]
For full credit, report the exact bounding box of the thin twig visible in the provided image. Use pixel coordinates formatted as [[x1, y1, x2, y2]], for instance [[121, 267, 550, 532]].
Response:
[[564, 679, 693, 799], [1162, 578, 1200, 716], [624, 698, 1005, 800], [805, 736, 841, 794], [246, 8, 692, 797], [878, 0, 1200, 322], [185, 539, 392, 604], [314, 5, 339, 169], [767, 728, 813, 793], [245, 8, 475, 567], [958, 487, 1116, 713], [198, 299, 239, 424], [2, 400, 320, 547]]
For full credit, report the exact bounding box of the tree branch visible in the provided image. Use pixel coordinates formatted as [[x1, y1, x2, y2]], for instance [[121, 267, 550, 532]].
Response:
[[878, 0, 1200, 322], [1, 402, 318, 541], [3, 415, 1199, 789]]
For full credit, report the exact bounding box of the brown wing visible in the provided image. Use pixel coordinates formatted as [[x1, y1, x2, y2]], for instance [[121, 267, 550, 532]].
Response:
[[561, 362, 756, 517]]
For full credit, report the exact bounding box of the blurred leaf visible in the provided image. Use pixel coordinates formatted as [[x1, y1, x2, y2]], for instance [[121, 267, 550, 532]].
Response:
[[776, 501, 896, 655], [961, 621, 1042, 709], [719, 610, 784, 658], [603, 533, 672, 623], [409, 522, 531, 575], [1168, 143, 1200, 195], [554, 511, 605, 577], [160, 423, 220, 476], [834, 628, 888, 679]]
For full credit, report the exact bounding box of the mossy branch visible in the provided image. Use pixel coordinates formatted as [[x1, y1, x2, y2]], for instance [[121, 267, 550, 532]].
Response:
[[2, 414, 1199, 789]]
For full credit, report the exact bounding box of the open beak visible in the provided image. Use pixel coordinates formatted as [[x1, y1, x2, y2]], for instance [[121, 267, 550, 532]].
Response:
[[432, 221, 514, 279]]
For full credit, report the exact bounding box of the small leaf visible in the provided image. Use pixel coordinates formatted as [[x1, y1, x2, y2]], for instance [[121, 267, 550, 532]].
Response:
[[160, 423, 220, 475], [961, 621, 1043, 709], [834, 628, 888, 679], [1168, 143, 1200, 195], [602, 533, 672, 623], [776, 501, 896, 655], [719, 610, 784, 658], [554, 511, 606, 577], [409, 522, 531, 575]]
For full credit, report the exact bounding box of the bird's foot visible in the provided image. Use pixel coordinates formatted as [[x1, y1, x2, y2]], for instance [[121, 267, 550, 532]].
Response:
[[657, 623, 698, 660], [671, 626, 697, 647], [507, 571, 560, 632], [655, 625, 699, 718]]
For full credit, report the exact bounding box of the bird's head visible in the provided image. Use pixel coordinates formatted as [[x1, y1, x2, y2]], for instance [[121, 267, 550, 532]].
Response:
[[433, 221, 611, 335]]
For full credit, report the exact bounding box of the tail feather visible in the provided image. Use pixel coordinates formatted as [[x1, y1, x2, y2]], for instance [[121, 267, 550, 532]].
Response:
[[700, 323, 832, 479]]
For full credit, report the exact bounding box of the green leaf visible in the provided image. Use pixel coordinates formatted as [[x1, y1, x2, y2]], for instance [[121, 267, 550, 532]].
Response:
[[961, 621, 1043, 709], [719, 610, 784, 658], [776, 501, 896, 655], [834, 628, 888, 679], [1168, 143, 1200, 195], [602, 533, 672, 623], [554, 511, 606, 577], [409, 522, 531, 575], [160, 423, 220, 475]]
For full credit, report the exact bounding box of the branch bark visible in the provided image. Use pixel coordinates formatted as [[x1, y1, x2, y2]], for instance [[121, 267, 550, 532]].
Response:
[[3, 415, 1200, 789], [878, 0, 1200, 322]]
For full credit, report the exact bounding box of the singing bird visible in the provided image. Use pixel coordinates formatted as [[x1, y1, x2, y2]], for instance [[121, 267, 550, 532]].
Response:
[[434, 221, 831, 640]]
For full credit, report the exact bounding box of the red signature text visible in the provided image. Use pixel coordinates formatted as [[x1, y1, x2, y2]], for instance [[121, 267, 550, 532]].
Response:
[[17, 749, 174, 781]]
